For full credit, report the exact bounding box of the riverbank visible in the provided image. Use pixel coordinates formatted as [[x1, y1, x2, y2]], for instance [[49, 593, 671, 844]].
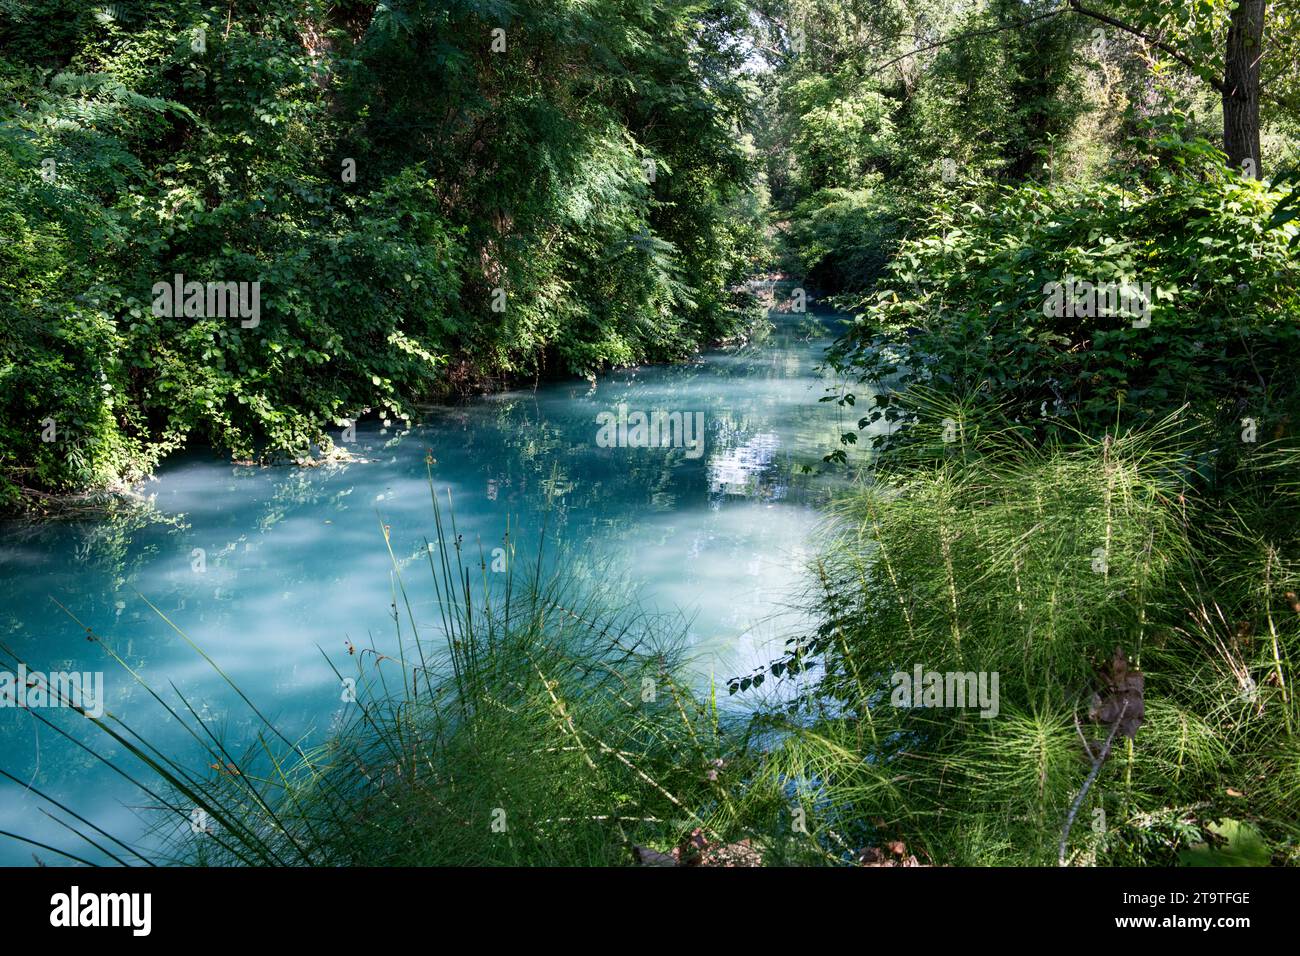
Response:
[[1, 2, 770, 516], [1, 294, 777, 521]]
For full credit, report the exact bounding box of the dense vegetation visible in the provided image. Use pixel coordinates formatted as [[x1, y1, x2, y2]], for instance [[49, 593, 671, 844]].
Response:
[[6, 0, 1300, 867], [0, 0, 765, 508], [746, 0, 1300, 865]]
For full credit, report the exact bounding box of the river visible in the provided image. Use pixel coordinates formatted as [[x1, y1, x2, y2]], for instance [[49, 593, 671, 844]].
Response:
[[0, 305, 855, 865]]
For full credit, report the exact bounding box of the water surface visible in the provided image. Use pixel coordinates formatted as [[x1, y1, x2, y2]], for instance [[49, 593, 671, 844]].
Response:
[[0, 308, 857, 864]]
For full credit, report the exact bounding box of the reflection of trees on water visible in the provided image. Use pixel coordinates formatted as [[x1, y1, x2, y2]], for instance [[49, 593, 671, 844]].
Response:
[[246, 465, 364, 535], [735, 315, 835, 362], [0, 497, 186, 666], [2, 313, 848, 646], [0, 502, 188, 788], [1, 494, 187, 573], [708, 426, 785, 501], [383, 315, 851, 555]]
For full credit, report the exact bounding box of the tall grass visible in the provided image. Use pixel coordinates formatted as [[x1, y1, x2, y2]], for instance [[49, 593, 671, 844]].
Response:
[[736, 393, 1300, 865]]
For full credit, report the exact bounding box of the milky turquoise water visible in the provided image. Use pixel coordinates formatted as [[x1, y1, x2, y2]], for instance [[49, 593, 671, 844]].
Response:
[[0, 308, 857, 865]]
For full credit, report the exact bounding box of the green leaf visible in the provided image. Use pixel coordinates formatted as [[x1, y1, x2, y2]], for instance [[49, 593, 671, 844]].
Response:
[[1178, 819, 1271, 867]]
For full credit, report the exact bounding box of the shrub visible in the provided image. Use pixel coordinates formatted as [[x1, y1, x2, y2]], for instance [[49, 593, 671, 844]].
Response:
[[827, 120, 1300, 459]]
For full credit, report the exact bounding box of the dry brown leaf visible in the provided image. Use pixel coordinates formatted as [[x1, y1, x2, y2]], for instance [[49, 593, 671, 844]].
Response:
[[856, 842, 929, 867], [677, 828, 763, 867], [698, 839, 763, 867], [633, 829, 763, 867], [1088, 646, 1145, 739]]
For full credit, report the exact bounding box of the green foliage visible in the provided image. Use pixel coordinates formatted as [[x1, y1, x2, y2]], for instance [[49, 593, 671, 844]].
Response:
[[785, 185, 904, 294], [1178, 818, 1272, 866], [744, 2, 1300, 864], [739, 401, 1300, 865], [758, 0, 1095, 296], [0, 0, 768, 507], [828, 121, 1300, 453]]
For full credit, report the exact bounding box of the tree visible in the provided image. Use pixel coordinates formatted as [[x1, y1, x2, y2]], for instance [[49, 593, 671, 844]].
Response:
[[1062, 1, 1277, 176], [793, 0, 1286, 178], [1222, 0, 1265, 174]]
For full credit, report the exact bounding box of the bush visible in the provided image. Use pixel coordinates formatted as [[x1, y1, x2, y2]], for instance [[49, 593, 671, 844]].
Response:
[[0, 0, 768, 508], [827, 120, 1300, 458], [785, 184, 905, 295]]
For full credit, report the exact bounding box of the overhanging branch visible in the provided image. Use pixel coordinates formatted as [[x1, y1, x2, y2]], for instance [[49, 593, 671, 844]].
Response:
[[860, 2, 1227, 101], [865, 8, 1068, 80], [1066, 0, 1227, 96]]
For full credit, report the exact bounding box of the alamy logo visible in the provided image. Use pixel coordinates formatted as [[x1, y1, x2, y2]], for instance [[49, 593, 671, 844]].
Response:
[[890, 665, 999, 718], [50, 886, 151, 936], [595, 404, 705, 459], [152, 273, 261, 328], [1042, 279, 1152, 328], [0, 665, 104, 718]]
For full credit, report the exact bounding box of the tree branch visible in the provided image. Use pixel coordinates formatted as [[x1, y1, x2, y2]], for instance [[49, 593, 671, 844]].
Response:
[[781, 0, 1230, 105], [1066, 0, 1227, 95], [1058, 700, 1128, 866], [865, 8, 1069, 80]]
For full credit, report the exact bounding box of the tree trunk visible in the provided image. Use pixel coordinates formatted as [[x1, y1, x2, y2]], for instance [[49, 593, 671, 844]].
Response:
[[1223, 0, 1265, 178]]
